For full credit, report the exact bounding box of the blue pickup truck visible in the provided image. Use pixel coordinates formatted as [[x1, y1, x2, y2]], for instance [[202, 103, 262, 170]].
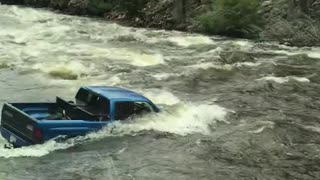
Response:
[[0, 86, 159, 147]]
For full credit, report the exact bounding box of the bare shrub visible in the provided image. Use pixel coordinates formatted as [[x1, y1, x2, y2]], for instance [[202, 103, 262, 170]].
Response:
[[262, 17, 320, 46]]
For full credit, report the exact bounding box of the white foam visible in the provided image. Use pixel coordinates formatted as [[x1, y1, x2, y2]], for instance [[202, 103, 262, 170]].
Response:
[[151, 73, 181, 81], [187, 62, 233, 70], [248, 127, 266, 134], [266, 47, 320, 60], [5, 6, 54, 22], [131, 103, 228, 135], [291, 77, 310, 83], [307, 48, 320, 59], [303, 125, 320, 133], [0, 7, 166, 68], [130, 52, 164, 66], [232, 40, 254, 51], [141, 89, 181, 105], [168, 36, 214, 47], [107, 49, 165, 66], [72, 45, 165, 67], [0, 139, 74, 158], [234, 62, 261, 67], [152, 73, 172, 80], [234, 40, 253, 47], [106, 75, 122, 86], [87, 103, 229, 138], [248, 121, 275, 134], [31, 61, 93, 77], [184, 59, 260, 71], [258, 76, 310, 83], [207, 47, 223, 54]]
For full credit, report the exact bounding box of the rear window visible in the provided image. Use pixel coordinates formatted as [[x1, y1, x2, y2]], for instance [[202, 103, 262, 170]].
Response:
[[75, 88, 90, 104], [76, 88, 110, 115], [86, 96, 110, 115]]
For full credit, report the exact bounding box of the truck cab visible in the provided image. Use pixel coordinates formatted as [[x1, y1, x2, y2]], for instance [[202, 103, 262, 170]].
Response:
[[0, 86, 159, 147], [75, 86, 159, 121]]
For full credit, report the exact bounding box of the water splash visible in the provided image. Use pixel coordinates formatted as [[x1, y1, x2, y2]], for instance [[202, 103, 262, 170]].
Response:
[[0, 138, 74, 158], [86, 102, 229, 141], [257, 76, 310, 84], [31, 61, 93, 80], [140, 89, 181, 105], [167, 36, 214, 47]]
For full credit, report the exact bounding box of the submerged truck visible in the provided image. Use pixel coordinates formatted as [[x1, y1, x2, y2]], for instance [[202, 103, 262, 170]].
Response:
[[0, 86, 159, 147]]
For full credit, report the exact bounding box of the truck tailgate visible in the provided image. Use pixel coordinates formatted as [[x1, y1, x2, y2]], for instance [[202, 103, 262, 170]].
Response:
[[1, 103, 37, 143]]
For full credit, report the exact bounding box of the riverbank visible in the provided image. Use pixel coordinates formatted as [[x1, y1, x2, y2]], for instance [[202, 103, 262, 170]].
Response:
[[1, 0, 320, 46]]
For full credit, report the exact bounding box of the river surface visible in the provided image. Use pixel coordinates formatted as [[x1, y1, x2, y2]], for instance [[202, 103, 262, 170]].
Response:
[[1, 4, 320, 180]]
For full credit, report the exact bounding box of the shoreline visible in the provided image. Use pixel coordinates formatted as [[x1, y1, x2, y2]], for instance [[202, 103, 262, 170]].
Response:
[[1, 0, 320, 47]]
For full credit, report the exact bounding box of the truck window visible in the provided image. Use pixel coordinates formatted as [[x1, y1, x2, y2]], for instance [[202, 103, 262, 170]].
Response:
[[75, 88, 90, 105], [82, 96, 110, 115], [115, 101, 154, 120], [134, 102, 153, 114], [115, 102, 135, 120]]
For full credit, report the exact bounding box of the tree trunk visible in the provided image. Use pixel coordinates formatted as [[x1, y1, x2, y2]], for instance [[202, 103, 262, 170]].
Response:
[[173, 0, 186, 24], [287, 0, 296, 19]]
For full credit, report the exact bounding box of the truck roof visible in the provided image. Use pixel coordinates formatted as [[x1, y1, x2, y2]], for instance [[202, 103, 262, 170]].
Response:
[[83, 86, 151, 102]]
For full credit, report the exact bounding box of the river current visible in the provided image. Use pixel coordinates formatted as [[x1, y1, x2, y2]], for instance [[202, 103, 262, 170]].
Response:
[[1, 5, 320, 180]]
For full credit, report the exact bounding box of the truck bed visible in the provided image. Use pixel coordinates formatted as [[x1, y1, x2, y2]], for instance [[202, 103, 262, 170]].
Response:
[[1, 98, 110, 146], [11, 102, 59, 120]]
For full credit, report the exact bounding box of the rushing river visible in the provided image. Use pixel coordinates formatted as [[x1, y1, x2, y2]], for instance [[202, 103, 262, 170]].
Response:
[[1, 4, 320, 180]]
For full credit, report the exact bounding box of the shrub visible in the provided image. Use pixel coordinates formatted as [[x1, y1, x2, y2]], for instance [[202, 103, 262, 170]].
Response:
[[116, 0, 148, 16], [24, 0, 50, 7], [198, 0, 263, 38], [87, 0, 112, 16], [262, 17, 320, 46], [86, 0, 148, 17]]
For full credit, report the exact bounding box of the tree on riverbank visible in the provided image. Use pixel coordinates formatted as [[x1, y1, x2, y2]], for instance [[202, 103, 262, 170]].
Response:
[[198, 0, 262, 38]]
